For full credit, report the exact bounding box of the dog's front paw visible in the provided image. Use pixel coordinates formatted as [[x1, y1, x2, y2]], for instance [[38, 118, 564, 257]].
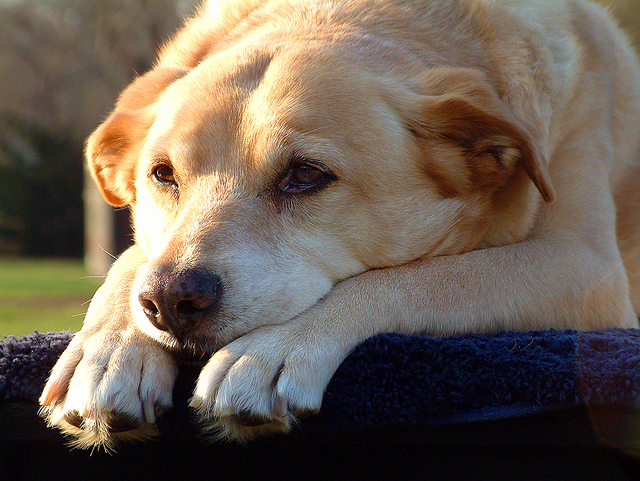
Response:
[[190, 323, 346, 441], [39, 327, 177, 450]]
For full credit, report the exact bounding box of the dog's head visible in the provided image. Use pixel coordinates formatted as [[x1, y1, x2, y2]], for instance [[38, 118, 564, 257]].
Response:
[[87, 40, 553, 354]]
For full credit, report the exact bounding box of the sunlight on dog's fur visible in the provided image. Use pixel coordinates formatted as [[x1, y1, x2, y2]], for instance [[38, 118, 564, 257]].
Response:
[[40, 0, 640, 448], [38, 405, 160, 452]]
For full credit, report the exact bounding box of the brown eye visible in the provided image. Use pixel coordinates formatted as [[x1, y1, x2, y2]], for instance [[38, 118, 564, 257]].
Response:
[[152, 163, 176, 185], [279, 164, 332, 194]]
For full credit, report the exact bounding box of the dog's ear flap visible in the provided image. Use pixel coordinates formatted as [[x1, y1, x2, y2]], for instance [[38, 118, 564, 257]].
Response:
[[410, 68, 555, 203], [87, 67, 188, 206], [86, 110, 148, 206]]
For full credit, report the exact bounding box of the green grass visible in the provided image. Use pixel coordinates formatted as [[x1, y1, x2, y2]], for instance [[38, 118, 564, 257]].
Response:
[[0, 258, 103, 337]]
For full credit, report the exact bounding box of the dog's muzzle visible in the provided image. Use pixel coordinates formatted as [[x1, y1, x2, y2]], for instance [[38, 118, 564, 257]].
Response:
[[138, 267, 221, 341]]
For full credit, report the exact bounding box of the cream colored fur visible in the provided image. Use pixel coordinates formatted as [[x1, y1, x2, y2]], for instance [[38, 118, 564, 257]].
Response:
[[41, 0, 640, 447]]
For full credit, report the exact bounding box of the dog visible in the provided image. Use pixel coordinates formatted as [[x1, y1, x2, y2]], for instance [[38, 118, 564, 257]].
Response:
[[40, 0, 640, 448]]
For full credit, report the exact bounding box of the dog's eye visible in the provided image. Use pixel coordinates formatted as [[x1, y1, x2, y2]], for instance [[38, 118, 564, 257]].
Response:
[[279, 164, 331, 194], [152, 164, 176, 185]]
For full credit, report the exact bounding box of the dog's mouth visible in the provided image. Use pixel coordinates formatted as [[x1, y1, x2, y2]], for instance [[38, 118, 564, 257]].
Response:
[[142, 310, 230, 364]]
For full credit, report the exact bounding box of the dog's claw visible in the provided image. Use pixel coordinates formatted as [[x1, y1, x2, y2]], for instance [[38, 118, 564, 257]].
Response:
[[274, 394, 288, 418], [64, 410, 84, 429]]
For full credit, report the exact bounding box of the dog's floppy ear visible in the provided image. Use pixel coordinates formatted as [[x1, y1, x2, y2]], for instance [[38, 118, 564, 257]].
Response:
[[410, 68, 555, 203], [87, 67, 188, 206]]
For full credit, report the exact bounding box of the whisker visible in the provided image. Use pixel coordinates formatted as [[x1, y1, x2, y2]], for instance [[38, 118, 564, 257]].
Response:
[[98, 245, 119, 261]]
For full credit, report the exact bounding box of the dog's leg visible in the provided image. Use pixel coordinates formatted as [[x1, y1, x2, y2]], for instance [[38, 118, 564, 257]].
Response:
[[39, 246, 177, 450], [191, 204, 638, 440]]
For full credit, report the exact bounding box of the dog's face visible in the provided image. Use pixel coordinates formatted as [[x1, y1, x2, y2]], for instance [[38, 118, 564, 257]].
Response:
[[87, 43, 553, 354]]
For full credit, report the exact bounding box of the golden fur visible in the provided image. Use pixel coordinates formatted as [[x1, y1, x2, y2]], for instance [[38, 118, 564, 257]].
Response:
[[41, 0, 640, 447]]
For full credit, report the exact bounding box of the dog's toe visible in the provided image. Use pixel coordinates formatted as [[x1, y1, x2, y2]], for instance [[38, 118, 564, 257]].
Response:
[[190, 326, 335, 442]]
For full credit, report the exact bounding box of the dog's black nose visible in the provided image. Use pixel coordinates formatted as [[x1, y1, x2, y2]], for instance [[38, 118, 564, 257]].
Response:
[[138, 268, 221, 341]]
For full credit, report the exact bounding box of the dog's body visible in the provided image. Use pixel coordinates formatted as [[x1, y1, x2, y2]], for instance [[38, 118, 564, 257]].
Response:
[[41, 0, 640, 447]]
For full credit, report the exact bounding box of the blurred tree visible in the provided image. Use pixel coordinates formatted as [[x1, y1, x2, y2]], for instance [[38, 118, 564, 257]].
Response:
[[0, 119, 83, 257], [0, 0, 196, 258]]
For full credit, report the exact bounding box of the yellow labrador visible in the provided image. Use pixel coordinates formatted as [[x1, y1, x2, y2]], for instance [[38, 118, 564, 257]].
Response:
[[40, 0, 640, 448]]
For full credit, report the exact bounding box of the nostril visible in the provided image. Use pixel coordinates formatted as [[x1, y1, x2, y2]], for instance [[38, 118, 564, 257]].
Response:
[[176, 299, 207, 318], [139, 297, 160, 320], [138, 269, 221, 339], [138, 293, 170, 333], [176, 295, 215, 317]]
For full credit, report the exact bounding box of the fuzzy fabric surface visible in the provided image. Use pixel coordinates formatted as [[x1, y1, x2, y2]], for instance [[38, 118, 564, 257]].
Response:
[[1, 329, 640, 433]]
